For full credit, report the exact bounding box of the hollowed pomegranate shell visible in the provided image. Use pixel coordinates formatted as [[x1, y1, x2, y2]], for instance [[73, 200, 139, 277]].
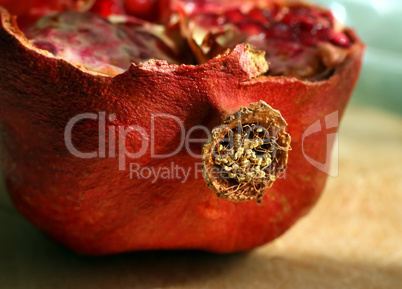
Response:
[[0, 1, 364, 255]]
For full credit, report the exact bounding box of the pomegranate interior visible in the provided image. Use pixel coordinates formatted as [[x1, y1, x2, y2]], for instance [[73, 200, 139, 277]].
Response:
[[23, 1, 353, 79]]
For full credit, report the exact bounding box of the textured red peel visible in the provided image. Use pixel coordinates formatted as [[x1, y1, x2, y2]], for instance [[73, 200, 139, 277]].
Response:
[[0, 2, 364, 255]]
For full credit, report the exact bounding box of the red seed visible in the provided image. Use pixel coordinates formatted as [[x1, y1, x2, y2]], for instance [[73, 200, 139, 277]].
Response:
[[248, 7, 270, 25], [330, 32, 351, 47], [237, 21, 265, 36], [265, 22, 291, 40], [226, 9, 244, 23], [299, 30, 319, 46]]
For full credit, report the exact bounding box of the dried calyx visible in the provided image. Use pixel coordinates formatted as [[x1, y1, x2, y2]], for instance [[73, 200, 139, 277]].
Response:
[[202, 101, 291, 202]]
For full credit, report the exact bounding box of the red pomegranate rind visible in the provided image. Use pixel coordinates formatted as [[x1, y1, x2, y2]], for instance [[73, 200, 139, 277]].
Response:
[[178, 0, 353, 80], [0, 4, 364, 255]]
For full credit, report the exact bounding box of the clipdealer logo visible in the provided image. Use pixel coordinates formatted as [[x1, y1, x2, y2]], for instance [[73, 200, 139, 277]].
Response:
[[64, 110, 340, 180], [64, 111, 210, 171]]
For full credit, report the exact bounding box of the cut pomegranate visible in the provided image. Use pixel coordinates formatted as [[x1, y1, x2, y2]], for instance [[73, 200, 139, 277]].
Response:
[[0, 0, 364, 255]]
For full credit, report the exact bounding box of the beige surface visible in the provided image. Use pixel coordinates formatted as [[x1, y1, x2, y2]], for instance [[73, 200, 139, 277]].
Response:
[[0, 104, 401, 289]]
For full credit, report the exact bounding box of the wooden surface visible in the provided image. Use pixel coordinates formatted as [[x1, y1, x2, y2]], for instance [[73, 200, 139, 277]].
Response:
[[0, 104, 401, 288]]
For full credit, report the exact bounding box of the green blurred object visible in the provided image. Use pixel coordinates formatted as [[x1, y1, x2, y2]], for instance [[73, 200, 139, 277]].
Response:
[[311, 0, 402, 114]]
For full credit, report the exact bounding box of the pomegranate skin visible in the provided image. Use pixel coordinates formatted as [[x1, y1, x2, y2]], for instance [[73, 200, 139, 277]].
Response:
[[0, 7, 364, 255]]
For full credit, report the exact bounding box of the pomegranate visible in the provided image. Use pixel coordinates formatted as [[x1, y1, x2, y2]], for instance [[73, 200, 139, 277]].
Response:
[[0, 0, 364, 255]]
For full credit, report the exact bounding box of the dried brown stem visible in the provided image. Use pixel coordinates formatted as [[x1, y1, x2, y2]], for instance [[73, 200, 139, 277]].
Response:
[[202, 101, 291, 202]]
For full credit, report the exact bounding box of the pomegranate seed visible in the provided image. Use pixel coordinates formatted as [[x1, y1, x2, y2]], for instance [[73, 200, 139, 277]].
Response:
[[299, 30, 319, 46], [316, 28, 332, 42], [237, 21, 264, 36], [248, 8, 270, 25], [265, 22, 291, 40], [226, 9, 244, 23], [330, 32, 351, 47]]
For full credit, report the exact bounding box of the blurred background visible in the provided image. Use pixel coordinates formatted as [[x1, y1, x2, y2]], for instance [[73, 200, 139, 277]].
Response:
[[312, 0, 402, 114]]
